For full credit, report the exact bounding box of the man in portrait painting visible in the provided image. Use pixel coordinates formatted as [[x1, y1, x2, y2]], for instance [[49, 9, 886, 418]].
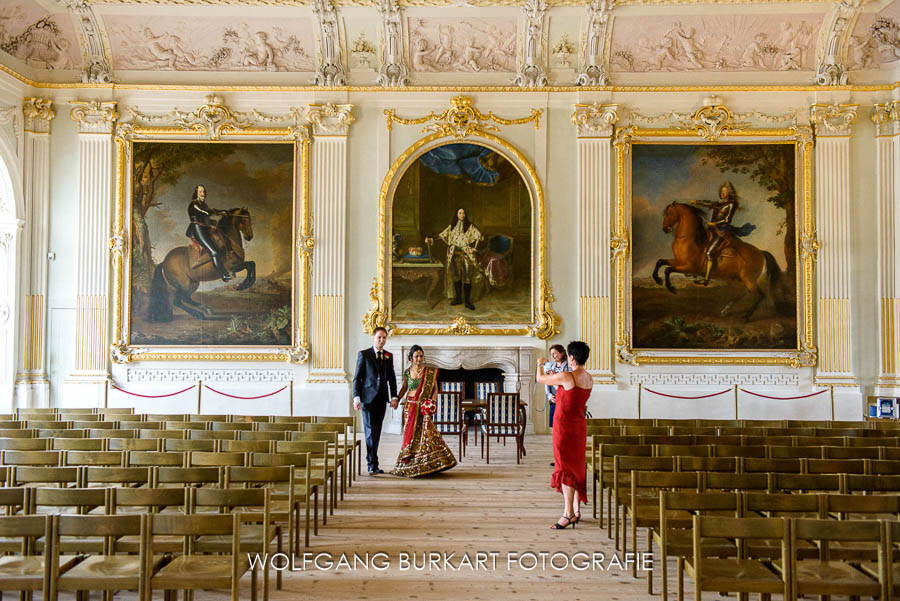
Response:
[[185, 184, 232, 282], [687, 180, 756, 286], [427, 207, 484, 310]]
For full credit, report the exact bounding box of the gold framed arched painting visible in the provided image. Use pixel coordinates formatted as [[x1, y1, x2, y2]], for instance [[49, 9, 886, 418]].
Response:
[[368, 134, 558, 338]]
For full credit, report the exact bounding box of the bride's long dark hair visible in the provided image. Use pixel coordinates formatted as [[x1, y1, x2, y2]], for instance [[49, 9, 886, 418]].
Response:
[[449, 207, 472, 233]]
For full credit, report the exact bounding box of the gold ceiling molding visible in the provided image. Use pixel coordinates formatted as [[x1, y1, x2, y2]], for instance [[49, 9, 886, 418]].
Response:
[[384, 95, 542, 139], [75, 0, 827, 5]]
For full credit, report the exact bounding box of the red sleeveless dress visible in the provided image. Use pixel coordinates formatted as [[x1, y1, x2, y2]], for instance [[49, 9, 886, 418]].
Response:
[[551, 385, 591, 504]]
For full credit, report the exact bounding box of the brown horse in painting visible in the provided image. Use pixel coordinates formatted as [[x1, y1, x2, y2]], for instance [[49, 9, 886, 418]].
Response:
[[651, 202, 786, 318], [148, 208, 255, 322]]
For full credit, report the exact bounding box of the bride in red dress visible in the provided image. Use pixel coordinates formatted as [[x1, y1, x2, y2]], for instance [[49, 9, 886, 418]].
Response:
[[536, 341, 592, 529]]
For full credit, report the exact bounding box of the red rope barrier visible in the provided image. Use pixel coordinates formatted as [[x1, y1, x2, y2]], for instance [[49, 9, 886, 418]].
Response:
[[111, 384, 196, 399], [203, 385, 288, 400], [739, 388, 829, 400], [643, 387, 732, 400]]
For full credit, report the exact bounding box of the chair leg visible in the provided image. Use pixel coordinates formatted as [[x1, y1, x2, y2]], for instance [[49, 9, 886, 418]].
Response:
[[677, 557, 684, 601], [313, 489, 319, 536]]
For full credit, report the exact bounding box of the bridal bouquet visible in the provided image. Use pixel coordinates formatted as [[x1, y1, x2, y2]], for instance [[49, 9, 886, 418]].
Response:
[[419, 398, 437, 416]]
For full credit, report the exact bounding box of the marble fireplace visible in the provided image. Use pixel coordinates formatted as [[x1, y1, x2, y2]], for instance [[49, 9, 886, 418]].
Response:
[[383, 345, 542, 434]]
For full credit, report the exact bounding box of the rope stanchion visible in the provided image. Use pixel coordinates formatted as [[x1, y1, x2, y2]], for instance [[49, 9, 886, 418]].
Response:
[[290, 380, 294, 416], [110, 383, 197, 399], [197, 380, 202, 414], [104, 380, 109, 409], [637, 383, 642, 419], [733, 384, 738, 420], [830, 384, 835, 421], [203, 384, 289, 400], [642, 387, 732, 400], [738, 388, 829, 400]]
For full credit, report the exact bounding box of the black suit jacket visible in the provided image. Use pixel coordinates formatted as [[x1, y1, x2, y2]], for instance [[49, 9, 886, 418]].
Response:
[[353, 348, 398, 405]]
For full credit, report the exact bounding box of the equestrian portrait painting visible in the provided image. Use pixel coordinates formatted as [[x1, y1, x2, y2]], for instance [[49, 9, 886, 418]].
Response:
[[128, 141, 295, 347], [629, 143, 799, 352], [388, 142, 533, 325]]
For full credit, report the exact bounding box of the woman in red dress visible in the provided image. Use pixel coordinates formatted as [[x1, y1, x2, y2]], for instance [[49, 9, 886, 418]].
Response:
[[537, 341, 592, 529]]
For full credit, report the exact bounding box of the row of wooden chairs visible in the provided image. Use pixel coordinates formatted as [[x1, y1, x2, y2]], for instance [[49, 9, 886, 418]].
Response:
[[0, 489, 271, 601], [651, 490, 900, 601], [584, 417, 900, 430]]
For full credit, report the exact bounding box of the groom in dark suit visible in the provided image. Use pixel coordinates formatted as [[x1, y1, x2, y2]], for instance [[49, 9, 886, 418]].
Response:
[[353, 327, 398, 475]]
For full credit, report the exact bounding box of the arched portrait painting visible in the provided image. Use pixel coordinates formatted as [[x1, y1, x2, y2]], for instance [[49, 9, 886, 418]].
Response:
[[128, 141, 295, 347], [389, 143, 533, 324]]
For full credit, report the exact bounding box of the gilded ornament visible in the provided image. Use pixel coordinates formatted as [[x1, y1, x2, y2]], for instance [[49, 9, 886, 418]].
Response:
[[809, 103, 859, 136], [22, 98, 54, 133], [385, 95, 541, 139], [571, 103, 618, 137]]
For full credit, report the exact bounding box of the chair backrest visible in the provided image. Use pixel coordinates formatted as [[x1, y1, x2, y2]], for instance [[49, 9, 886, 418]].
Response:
[[52, 438, 105, 451], [107, 438, 159, 452], [32, 487, 109, 515], [163, 439, 214, 452], [440, 381, 464, 394], [127, 451, 185, 467], [0, 514, 50, 554], [476, 382, 498, 400], [111, 486, 187, 514], [81, 466, 150, 488], [11, 466, 80, 487], [63, 450, 124, 467], [55, 513, 145, 554], [434, 392, 463, 434], [485, 392, 520, 433], [0, 438, 49, 451], [147, 512, 238, 555], [153, 466, 221, 487], [0, 487, 29, 515]]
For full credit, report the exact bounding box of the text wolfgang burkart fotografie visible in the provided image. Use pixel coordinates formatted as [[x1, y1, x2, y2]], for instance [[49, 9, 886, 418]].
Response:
[[249, 551, 654, 572]]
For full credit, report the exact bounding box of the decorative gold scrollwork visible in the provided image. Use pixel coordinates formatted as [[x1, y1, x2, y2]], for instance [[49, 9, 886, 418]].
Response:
[[385, 95, 542, 140]]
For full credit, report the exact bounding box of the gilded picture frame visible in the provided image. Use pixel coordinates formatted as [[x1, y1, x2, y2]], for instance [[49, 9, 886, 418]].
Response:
[[613, 103, 817, 367], [109, 97, 311, 363], [364, 96, 559, 339]]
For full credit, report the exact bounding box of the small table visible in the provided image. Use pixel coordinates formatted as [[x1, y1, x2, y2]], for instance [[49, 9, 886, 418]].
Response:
[[392, 261, 444, 308]]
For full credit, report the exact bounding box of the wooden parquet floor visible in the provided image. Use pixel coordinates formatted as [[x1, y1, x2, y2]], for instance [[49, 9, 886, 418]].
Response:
[[97, 433, 710, 600]]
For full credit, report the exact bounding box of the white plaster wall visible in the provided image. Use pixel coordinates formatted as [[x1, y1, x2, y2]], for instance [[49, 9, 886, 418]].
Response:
[[0, 80, 888, 419]]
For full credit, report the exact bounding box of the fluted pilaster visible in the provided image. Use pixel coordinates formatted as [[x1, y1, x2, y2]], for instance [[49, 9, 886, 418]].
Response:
[[307, 104, 353, 384], [65, 101, 118, 405], [14, 98, 54, 407], [572, 103, 617, 382], [873, 101, 900, 392], [810, 102, 859, 387]]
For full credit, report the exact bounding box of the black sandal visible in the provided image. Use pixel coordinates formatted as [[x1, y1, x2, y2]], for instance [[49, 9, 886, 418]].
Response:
[[550, 515, 575, 529]]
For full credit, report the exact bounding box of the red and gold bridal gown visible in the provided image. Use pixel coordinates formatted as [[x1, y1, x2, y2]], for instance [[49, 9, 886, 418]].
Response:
[[391, 366, 457, 478]]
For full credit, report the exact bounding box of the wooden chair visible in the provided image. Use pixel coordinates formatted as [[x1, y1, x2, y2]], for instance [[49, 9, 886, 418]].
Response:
[[62, 450, 124, 468], [139, 429, 184, 440], [676, 456, 737, 474], [271, 416, 314, 424], [31, 488, 109, 555], [480, 392, 523, 464], [653, 490, 739, 601], [611, 455, 675, 549], [248, 452, 315, 547], [145, 414, 188, 422], [741, 492, 823, 560], [625, 471, 700, 579], [303, 423, 351, 499], [0, 487, 29, 519], [225, 465, 296, 588], [110, 488, 188, 554], [316, 417, 361, 480], [191, 487, 273, 600], [790, 518, 885, 600], [146, 513, 260, 601], [239, 431, 288, 443], [107, 438, 160, 452], [186, 451, 247, 468], [276, 439, 332, 522], [823, 494, 900, 560], [685, 515, 789, 601], [1, 449, 61, 467], [191, 414, 230, 423], [434, 391, 466, 459], [10, 466, 80, 489], [221, 439, 273, 454], [49, 513, 156, 601], [593, 442, 653, 525], [0, 515, 59, 600]]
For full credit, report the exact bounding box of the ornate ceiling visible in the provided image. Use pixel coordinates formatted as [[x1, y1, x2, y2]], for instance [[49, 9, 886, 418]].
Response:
[[0, 0, 897, 86]]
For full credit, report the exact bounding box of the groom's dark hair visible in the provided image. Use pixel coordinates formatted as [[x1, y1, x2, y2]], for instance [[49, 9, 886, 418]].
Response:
[[372, 326, 388, 336]]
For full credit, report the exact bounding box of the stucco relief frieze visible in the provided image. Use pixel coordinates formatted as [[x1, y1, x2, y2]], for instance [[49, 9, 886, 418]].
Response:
[[848, 0, 900, 70], [610, 14, 822, 73], [103, 14, 316, 72], [1, 1, 81, 72], [407, 17, 517, 73]]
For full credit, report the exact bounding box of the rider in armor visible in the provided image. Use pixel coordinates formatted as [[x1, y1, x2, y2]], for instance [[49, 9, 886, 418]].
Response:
[[185, 185, 232, 282], [689, 181, 740, 286]]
